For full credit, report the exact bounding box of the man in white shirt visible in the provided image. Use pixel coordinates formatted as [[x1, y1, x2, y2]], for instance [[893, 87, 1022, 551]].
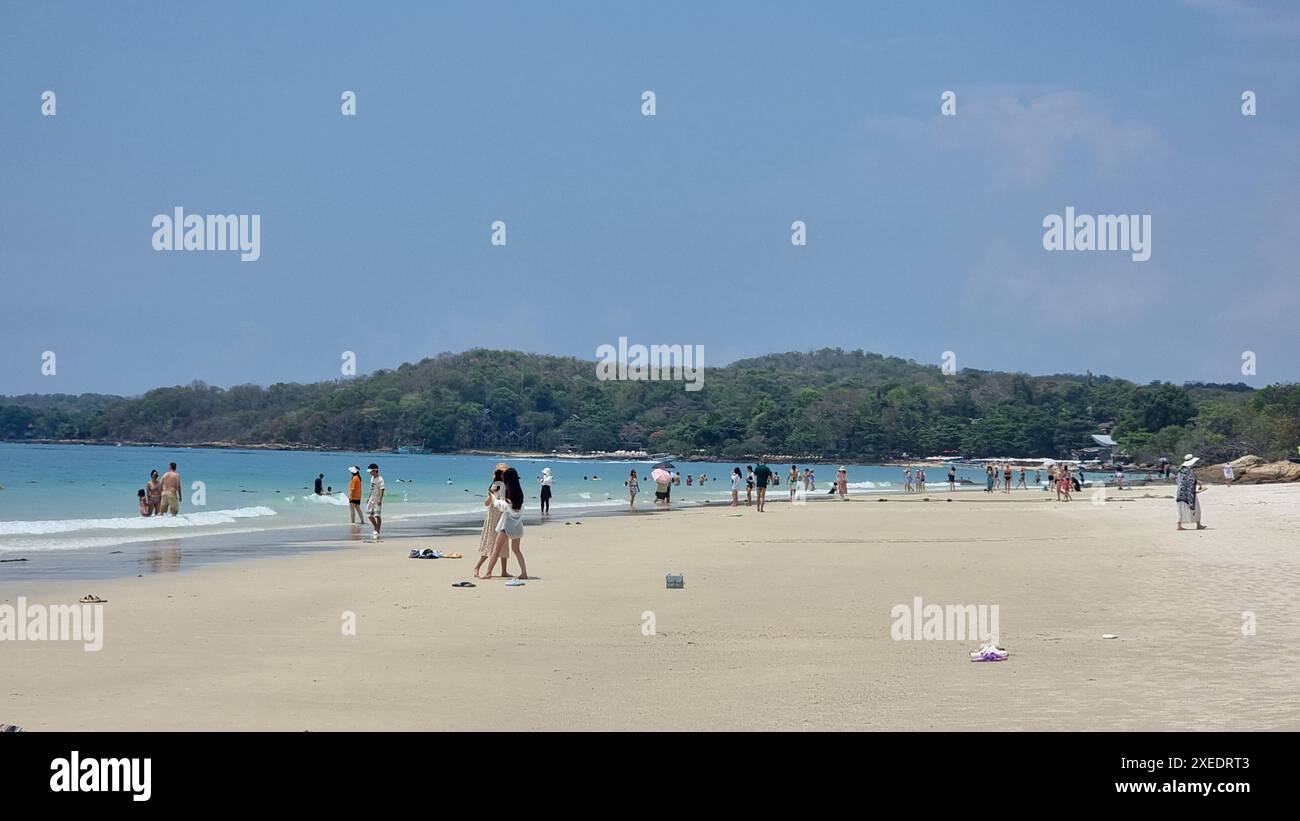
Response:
[[365, 463, 385, 541]]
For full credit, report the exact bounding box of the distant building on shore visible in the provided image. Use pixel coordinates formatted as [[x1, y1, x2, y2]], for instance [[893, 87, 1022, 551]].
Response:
[[1072, 434, 1120, 465]]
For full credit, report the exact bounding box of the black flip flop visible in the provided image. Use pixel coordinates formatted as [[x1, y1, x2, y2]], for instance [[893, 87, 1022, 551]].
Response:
[[451, 581, 476, 588]]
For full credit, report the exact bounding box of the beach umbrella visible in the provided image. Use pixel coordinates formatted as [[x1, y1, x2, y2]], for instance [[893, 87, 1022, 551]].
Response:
[[651, 467, 672, 484]]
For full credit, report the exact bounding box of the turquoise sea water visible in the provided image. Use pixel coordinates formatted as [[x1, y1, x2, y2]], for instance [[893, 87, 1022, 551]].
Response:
[[0, 443, 1001, 555]]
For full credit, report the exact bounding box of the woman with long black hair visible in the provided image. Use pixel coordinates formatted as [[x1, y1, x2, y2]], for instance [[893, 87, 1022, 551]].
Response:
[[483, 468, 529, 580], [474, 464, 509, 579]]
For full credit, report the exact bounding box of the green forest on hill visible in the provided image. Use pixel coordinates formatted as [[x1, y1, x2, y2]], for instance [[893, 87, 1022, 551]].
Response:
[[2, 349, 1298, 462]]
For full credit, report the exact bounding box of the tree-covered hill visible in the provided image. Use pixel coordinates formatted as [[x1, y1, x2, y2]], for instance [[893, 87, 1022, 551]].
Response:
[[2, 348, 1296, 463]]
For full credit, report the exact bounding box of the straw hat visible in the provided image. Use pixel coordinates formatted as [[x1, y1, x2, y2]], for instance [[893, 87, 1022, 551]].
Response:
[[1181, 454, 1199, 468]]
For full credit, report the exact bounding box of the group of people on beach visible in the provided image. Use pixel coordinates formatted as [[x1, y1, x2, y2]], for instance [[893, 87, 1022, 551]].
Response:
[[472, 463, 529, 580], [342, 464, 386, 540], [128, 447, 1213, 577], [981, 463, 1034, 493], [136, 463, 183, 517], [615, 460, 845, 512], [901, 467, 929, 492]]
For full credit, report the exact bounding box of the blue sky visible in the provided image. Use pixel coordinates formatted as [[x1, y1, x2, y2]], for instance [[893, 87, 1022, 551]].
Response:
[[1, 0, 1298, 395]]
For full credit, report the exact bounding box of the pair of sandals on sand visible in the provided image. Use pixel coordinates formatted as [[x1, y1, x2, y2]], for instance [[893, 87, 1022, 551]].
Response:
[[79, 595, 107, 604], [450, 578, 526, 588]]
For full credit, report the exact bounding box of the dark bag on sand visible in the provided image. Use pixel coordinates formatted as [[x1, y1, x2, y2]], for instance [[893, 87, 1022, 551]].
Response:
[[1072, 478, 1082, 492]]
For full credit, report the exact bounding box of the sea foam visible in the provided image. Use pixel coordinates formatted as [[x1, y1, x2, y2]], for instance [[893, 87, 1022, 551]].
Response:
[[0, 506, 278, 536]]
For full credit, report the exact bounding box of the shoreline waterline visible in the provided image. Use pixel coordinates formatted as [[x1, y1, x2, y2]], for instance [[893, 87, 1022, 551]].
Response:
[[0, 481, 1183, 583]]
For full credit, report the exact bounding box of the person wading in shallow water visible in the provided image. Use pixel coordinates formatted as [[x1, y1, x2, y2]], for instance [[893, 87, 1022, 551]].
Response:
[[626, 469, 640, 512], [160, 463, 182, 516], [347, 466, 365, 525], [145, 470, 162, 516], [753, 458, 773, 512], [365, 463, 385, 541]]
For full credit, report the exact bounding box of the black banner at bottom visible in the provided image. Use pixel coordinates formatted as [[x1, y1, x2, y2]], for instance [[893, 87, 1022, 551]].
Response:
[[0, 731, 1280, 808]]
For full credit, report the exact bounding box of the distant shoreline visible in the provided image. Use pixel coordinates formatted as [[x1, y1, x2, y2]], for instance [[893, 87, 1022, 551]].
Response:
[[4, 441, 1295, 483], [0, 439, 829, 463], [0, 439, 1180, 470]]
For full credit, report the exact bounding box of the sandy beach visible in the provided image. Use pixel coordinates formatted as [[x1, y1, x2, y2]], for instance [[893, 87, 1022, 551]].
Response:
[[3, 483, 1298, 731]]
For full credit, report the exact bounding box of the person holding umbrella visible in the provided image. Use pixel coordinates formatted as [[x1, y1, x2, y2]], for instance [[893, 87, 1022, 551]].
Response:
[[651, 464, 673, 507]]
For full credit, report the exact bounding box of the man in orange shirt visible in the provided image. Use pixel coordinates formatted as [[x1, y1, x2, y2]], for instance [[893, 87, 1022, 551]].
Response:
[[347, 466, 364, 525]]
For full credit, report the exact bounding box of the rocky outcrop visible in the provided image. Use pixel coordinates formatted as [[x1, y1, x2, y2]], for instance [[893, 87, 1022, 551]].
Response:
[[1197, 455, 1300, 484]]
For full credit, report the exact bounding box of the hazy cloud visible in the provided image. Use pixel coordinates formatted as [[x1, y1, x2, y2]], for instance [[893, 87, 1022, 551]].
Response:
[[865, 88, 1165, 186]]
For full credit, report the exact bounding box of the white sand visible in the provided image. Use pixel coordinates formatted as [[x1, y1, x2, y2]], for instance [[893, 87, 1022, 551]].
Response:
[[3, 483, 1299, 730]]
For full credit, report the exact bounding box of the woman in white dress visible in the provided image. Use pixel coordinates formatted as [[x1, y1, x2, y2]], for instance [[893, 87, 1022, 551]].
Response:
[[484, 468, 529, 580]]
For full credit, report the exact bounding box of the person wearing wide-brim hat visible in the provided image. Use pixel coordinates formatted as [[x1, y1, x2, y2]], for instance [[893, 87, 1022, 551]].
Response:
[[1175, 454, 1207, 531]]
